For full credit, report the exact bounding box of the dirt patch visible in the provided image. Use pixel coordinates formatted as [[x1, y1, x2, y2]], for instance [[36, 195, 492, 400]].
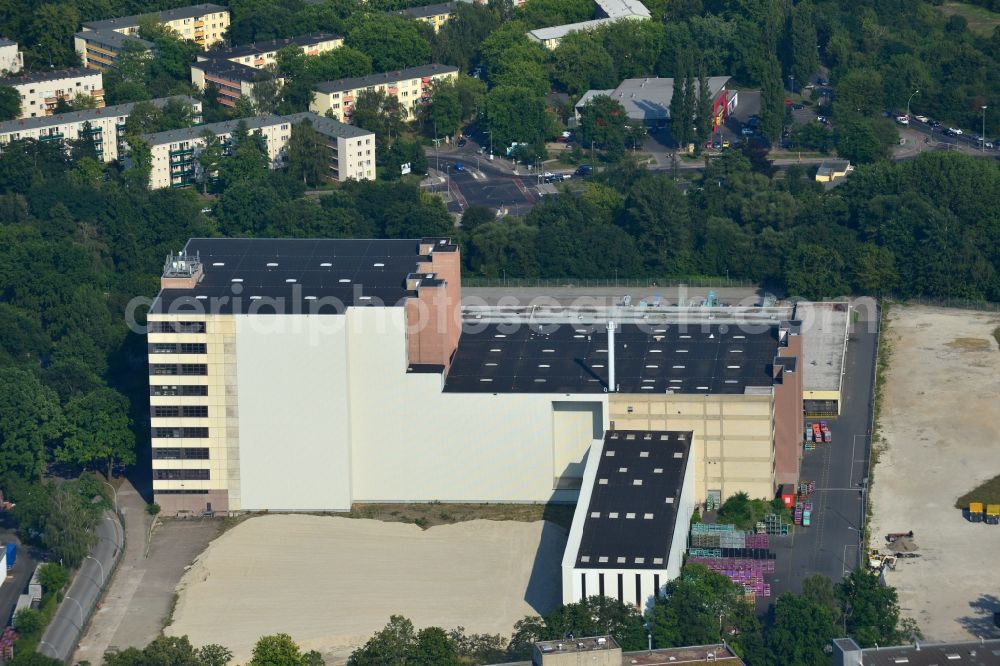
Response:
[[945, 337, 992, 351], [342, 502, 576, 531], [870, 306, 1000, 641], [166, 514, 566, 665]]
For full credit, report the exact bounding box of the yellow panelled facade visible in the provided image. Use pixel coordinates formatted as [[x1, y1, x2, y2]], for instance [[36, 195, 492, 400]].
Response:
[[609, 393, 775, 503]]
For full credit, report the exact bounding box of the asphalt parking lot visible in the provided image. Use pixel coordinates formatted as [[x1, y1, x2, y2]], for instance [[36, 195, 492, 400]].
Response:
[[765, 303, 878, 605]]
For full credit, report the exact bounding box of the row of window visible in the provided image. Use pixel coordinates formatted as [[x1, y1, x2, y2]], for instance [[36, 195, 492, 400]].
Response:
[[152, 427, 209, 438], [150, 364, 208, 376], [580, 572, 661, 609], [153, 447, 210, 460], [155, 489, 209, 495], [154, 469, 210, 480], [149, 321, 206, 333], [152, 406, 209, 418], [150, 343, 208, 354], [151, 385, 209, 397]]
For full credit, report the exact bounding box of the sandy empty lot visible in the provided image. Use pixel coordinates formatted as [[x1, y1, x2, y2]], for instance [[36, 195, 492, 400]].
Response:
[[166, 515, 565, 664], [871, 305, 1000, 640]]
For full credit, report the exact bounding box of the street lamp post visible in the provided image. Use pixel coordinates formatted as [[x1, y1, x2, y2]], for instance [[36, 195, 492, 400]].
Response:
[[906, 90, 920, 119], [86, 555, 106, 586], [982, 105, 987, 153]]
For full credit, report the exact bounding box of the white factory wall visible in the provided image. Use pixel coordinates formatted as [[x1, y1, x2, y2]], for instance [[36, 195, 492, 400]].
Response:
[[561, 434, 695, 609], [345, 306, 608, 503], [235, 314, 353, 511], [667, 444, 695, 581]]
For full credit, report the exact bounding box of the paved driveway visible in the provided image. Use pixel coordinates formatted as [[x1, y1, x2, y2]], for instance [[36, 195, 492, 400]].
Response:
[[765, 302, 879, 604]]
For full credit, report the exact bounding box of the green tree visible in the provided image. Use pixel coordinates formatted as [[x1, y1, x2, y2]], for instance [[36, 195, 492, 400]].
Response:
[[765, 592, 837, 665], [57, 387, 136, 477], [251, 65, 284, 115], [838, 568, 902, 647], [835, 118, 887, 164], [15, 608, 44, 635], [716, 491, 753, 527], [106, 40, 152, 103], [346, 14, 431, 72], [70, 122, 101, 162], [198, 644, 234, 666], [411, 627, 461, 666], [349, 615, 416, 666], [250, 633, 306, 666], [71, 94, 99, 111], [485, 86, 549, 149], [286, 118, 327, 187], [37, 562, 70, 595], [197, 130, 224, 194], [0, 86, 19, 120], [577, 95, 629, 159], [783, 242, 849, 298], [790, 0, 820, 85], [0, 367, 64, 479], [669, 56, 691, 147], [620, 175, 693, 273], [852, 243, 898, 295], [758, 51, 785, 142], [649, 564, 760, 654], [27, 3, 80, 67], [695, 67, 714, 146], [551, 32, 617, 96], [424, 80, 464, 138]]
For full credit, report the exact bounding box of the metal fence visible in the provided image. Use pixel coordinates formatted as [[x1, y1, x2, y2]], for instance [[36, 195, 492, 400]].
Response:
[[37, 509, 125, 663], [462, 277, 760, 289], [885, 296, 1000, 312]]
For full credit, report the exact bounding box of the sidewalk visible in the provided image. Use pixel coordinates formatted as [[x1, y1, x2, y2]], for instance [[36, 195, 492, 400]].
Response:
[[72, 478, 153, 663]]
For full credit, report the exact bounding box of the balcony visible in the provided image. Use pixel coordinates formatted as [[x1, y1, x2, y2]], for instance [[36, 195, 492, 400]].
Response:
[[170, 148, 195, 157], [39, 133, 64, 141]]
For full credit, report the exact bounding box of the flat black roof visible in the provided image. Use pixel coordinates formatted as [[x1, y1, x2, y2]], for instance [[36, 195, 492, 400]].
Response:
[[443, 323, 779, 394], [151, 238, 433, 315], [576, 430, 692, 570]]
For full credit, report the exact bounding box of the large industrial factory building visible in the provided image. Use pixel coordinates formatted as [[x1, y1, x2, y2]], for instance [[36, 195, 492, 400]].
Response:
[[146, 237, 805, 521]]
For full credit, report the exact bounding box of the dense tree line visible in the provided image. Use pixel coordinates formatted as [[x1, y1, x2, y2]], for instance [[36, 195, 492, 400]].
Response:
[[460, 149, 1000, 301], [343, 564, 913, 666]]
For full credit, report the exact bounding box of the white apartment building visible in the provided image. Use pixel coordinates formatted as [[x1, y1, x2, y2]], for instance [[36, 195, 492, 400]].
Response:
[[75, 29, 154, 70], [196, 33, 343, 70], [81, 3, 230, 50], [141, 112, 374, 189], [527, 0, 650, 49], [0, 38, 24, 75], [310, 63, 458, 122], [0, 96, 201, 162], [0, 68, 104, 119]]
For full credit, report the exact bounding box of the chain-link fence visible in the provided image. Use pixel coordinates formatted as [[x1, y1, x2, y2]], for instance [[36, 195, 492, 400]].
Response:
[[37, 509, 125, 662]]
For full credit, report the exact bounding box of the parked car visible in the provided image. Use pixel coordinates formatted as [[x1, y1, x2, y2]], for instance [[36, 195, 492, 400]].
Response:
[[453, 162, 465, 172], [457, 137, 467, 147], [947, 127, 963, 135], [914, 115, 929, 123], [712, 140, 722, 149], [721, 139, 731, 149], [896, 115, 909, 125], [741, 127, 755, 136], [929, 120, 942, 129], [792, 103, 804, 110], [574, 164, 593, 176]]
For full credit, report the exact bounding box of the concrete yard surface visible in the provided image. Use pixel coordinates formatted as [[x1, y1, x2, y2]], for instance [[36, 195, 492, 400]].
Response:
[[166, 515, 566, 664], [870, 305, 1000, 641], [73, 510, 222, 664]]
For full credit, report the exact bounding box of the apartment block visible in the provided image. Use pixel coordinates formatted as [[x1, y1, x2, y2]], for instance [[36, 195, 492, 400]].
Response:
[[0, 68, 104, 119], [75, 29, 154, 70], [0, 96, 201, 162], [0, 38, 24, 75], [141, 112, 374, 189], [527, 0, 650, 49], [190, 59, 277, 108], [81, 3, 230, 50], [389, 2, 458, 33], [196, 33, 343, 70], [310, 63, 459, 122]]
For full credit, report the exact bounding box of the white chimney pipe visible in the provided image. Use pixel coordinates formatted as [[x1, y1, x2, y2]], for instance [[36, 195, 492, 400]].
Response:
[[607, 321, 616, 392]]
